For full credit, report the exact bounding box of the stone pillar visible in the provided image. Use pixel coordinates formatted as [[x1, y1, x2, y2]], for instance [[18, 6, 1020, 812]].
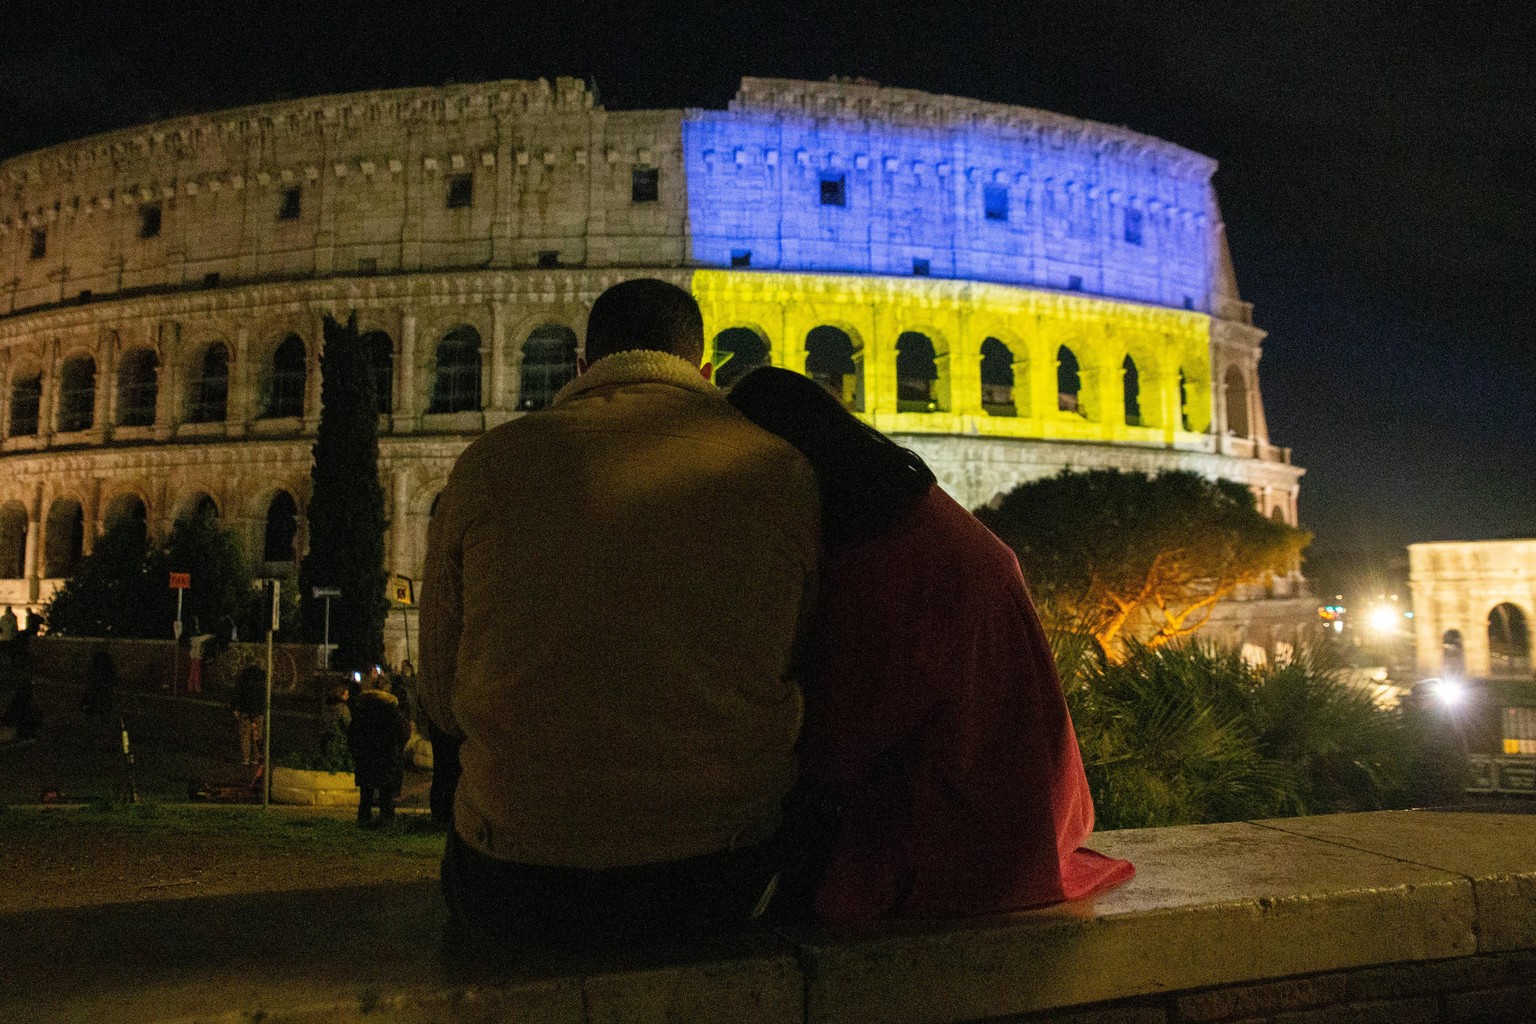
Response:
[[153, 322, 179, 441], [394, 311, 417, 430], [230, 326, 252, 434], [303, 316, 323, 432], [82, 478, 101, 556], [946, 319, 983, 417], [23, 484, 41, 603], [94, 339, 114, 440], [391, 469, 411, 576], [39, 338, 59, 446]]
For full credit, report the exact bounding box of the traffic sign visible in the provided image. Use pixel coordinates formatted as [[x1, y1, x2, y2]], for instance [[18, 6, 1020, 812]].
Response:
[[169, 572, 191, 590], [388, 575, 415, 606], [312, 586, 341, 599]]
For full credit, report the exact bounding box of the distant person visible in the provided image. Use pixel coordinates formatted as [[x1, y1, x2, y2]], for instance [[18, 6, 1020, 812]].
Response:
[[728, 367, 1133, 922], [348, 666, 410, 828], [187, 633, 214, 694], [81, 647, 117, 726], [0, 632, 38, 745], [0, 605, 18, 646], [420, 278, 818, 943], [231, 664, 266, 767]]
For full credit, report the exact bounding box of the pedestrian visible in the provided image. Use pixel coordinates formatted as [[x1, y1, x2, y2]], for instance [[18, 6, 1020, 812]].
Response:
[[420, 278, 818, 944], [348, 666, 409, 828], [187, 633, 214, 694], [231, 664, 266, 767], [0, 605, 18, 645], [728, 368, 1134, 922]]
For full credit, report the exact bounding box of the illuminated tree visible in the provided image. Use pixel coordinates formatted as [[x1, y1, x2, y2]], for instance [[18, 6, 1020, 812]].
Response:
[[299, 313, 387, 671], [978, 469, 1309, 658]]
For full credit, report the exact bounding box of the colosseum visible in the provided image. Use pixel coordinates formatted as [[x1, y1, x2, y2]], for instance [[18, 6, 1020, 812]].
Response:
[[0, 75, 1303, 657]]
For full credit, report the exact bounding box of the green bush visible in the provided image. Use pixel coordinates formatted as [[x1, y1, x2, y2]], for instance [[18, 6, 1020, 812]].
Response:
[[276, 724, 354, 774], [1061, 638, 1464, 830]]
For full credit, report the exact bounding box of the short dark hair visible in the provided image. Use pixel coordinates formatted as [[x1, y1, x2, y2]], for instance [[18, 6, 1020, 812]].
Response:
[[727, 366, 936, 551], [585, 279, 705, 365]]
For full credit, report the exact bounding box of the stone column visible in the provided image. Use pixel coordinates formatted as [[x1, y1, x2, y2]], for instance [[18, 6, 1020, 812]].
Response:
[[947, 316, 984, 417], [23, 484, 41, 603], [230, 326, 252, 435], [303, 315, 324, 433], [153, 322, 179, 441], [394, 311, 417, 431], [39, 338, 59, 446], [82, 478, 101, 556]]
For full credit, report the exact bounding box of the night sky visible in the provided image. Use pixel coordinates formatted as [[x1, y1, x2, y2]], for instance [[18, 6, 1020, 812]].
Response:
[[2, 1, 1531, 558]]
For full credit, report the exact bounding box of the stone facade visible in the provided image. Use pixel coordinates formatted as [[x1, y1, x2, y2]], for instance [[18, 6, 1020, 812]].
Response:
[[0, 76, 1301, 661], [1410, 539, 1536, 678]]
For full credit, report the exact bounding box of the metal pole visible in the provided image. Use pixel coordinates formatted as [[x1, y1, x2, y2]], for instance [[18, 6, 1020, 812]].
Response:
[[403, 606, 412, 664], [323, 595, 331, 670], [263, 591, 274, 810], [173, 589, 184, 695]]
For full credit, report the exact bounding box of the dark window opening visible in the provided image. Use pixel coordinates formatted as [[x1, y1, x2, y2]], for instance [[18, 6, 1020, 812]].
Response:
[[1123, 355, 1142, 426], [203, 272, 222, 289], [1057, 346, 1083, 415], [805, 326, 860, 410], [518, 324, 579, 410], [446, 174, 474, 209], [1183, 295, 1195, 310], [77, 290, 92, 304], [263, 492, 298, 563], [631, 166, 659, 203], [819, 173, 847, 207], [117, 349, 158, 427], [363, 331, 394, 415], [8, 374, 41, 436], [1179, 369, 1192, 431], [1442, 630, 1466, 675], [730, 249, 752, 268], [429, 326, 482, 414], [278, 186, 302, 221], [984, 184, 1009, 222], [711, 328, 770, 390], [58, 356, 96, 432], [29, 229, 45, 260], [912, 258, 931, 276], [43, 500, 83, 579], [0, 503, 27, 578], [190, 343, 229, 424], [896, 331, 940, 412], [1224, 367, 1250, 437], [357, 257, 378, 275], [980, 337, 1016, 416], [537, 250, 560, 269], [140, 204, 162, 239], [1124, 208, 1144, 245], [265, 334, 306, 418], [1067, 275, 1083, 291]]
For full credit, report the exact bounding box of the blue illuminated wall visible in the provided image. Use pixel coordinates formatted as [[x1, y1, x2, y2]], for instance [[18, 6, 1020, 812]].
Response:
[[682, 103, 1216, 312]]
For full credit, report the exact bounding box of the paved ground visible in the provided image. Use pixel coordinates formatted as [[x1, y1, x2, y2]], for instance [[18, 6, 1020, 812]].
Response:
[[1, 672, 432, 808]]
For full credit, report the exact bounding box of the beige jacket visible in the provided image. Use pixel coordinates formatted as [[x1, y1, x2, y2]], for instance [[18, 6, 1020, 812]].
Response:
[[419, 349, 818, 868]]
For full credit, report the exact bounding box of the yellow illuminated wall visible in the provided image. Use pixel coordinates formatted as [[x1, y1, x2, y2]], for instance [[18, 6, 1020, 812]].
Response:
[[691, 269, 1214, 447]]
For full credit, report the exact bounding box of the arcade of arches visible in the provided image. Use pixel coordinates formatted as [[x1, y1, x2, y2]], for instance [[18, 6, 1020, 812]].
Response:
[[1411, 539, 1536, 679], [0, 270, 1296, 656]]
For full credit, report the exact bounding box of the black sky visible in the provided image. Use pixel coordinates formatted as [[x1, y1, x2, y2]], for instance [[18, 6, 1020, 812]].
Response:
[[1, 0, 1531, 555]]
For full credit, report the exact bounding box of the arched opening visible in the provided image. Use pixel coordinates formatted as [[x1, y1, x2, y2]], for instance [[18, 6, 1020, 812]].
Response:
[[429, 325, 482, 414], [103, 493, 148, 532], [117, 348, 158, 427], [1057, 346, 1083, 415], [711, 328, 769, 390], [0, 502, 27, 578], [263, 491, 299, 564], [805, 326, 861, 410], [1442, 630, 1466, 676], [517, 324, 578, 411], [43, 498, 84, 578], [1122, 355, 1142, 426], [1270, 505, 1288, 524], [189, 342, 229, 423], [9, 372, 42, 436], [980, 337, 1016, 416], [1225, 366, 1250, 437], [362, 331, 394, 415], [1488, 603, 1531, 676], [265, 334, 307, 418], [896, 331, 942, 412], [176, 492, 219, 524], [1178, 368, 1192, 431], [58, 356, 96, 432]]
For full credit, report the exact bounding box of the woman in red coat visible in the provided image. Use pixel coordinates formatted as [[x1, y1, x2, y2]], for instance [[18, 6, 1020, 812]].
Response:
[[729, 367, 1132, 922]]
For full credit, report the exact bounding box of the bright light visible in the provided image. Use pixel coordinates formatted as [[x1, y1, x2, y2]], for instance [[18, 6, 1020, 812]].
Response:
[[1432, 679, 1465, 705], [1368, 606, 1399, 634]]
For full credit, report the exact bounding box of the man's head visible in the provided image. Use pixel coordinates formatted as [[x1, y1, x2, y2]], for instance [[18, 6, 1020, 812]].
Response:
[[584, 279, 706, 367]]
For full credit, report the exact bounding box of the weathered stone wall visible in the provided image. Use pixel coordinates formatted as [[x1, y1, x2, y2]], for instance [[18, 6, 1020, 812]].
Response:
[[1410, 539, 1536, 678]]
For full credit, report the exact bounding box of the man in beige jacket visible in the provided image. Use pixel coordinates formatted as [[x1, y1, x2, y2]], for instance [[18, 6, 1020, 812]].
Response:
[[420, 278, 818, 942]]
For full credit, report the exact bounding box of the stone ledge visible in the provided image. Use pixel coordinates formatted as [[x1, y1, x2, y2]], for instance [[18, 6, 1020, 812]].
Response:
[[1, 810, 1532, 1024]]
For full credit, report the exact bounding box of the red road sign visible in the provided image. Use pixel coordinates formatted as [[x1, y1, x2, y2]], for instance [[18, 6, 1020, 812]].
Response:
[[169, 572, 192, 590]]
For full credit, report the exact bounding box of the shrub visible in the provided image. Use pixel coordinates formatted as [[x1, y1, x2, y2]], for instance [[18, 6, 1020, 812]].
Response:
[[276, 724, 354, 774], [1062, 638, 1461, 830]]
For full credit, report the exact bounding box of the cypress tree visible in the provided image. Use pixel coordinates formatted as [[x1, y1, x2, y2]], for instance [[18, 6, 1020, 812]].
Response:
[[299, 312, 387, 671]]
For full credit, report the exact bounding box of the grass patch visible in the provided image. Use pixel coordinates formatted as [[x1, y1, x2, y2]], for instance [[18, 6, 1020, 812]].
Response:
[[0, 801, 446, 858]]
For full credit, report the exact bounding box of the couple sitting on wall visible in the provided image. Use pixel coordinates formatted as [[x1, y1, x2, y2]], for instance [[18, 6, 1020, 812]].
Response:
[[418, 279, 1131, 944]]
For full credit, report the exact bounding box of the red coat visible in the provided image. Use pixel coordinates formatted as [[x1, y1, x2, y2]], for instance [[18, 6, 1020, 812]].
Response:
[[803, 486, 1133, 921]]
